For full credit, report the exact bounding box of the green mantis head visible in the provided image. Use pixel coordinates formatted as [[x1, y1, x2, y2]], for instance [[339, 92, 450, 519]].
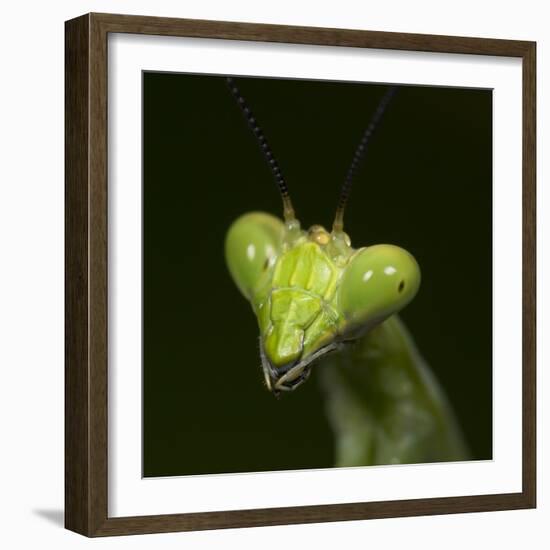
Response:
[[226, 213, 420, 393], [224, 78, 420, 394]]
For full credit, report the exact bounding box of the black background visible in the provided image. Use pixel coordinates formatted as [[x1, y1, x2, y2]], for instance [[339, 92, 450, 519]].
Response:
[[143, 72, 492, 477]]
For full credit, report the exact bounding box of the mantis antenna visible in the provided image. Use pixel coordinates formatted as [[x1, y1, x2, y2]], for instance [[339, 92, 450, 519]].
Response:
[[226, 77, 296, 223], [332, 85, 398, 234]]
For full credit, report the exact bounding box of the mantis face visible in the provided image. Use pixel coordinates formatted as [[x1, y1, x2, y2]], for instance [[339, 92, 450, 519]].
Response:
[[225, 213, 420, 393], [224, 78, 419, 394]]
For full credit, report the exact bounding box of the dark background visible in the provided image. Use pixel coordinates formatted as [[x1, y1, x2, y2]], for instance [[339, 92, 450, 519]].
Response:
[[143, 72, 492, 477]]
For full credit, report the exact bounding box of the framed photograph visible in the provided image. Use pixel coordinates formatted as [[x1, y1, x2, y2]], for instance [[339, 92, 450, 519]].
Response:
[[65, 12, 536, 537]]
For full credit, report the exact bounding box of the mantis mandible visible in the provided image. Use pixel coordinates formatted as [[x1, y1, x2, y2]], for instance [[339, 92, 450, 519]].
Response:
[[224, 77, 468, 466]]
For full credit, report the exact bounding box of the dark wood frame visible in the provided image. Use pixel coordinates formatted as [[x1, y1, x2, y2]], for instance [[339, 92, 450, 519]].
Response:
[[65, 12, 536, 537]]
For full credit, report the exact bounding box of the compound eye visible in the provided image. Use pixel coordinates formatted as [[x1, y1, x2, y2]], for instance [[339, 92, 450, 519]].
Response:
[[225, 212, 284, 299], [338, 244, 421, 329]]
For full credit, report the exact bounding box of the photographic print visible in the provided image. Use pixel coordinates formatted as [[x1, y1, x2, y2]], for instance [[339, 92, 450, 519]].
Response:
[[65, 13, 535, 535], [142, 72, 492, 477]]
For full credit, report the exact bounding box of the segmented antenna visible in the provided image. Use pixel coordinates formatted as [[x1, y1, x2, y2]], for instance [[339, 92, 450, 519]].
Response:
[[226, 77, 296, 223], [333, 85, 398, 233]]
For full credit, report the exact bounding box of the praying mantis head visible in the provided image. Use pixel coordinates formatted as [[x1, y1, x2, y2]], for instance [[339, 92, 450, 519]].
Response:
[[224, 78, 420, 395]]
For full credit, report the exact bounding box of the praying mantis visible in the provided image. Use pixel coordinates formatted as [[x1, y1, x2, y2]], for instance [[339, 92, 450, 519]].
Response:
[[224, 77, 468, 467]]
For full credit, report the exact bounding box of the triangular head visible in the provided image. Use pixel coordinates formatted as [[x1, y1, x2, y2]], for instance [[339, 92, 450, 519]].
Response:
[[226, 213, 420, 394]]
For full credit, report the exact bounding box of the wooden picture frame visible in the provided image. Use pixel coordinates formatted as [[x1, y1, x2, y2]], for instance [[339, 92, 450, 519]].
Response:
[[65, 12, 536, 537]]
